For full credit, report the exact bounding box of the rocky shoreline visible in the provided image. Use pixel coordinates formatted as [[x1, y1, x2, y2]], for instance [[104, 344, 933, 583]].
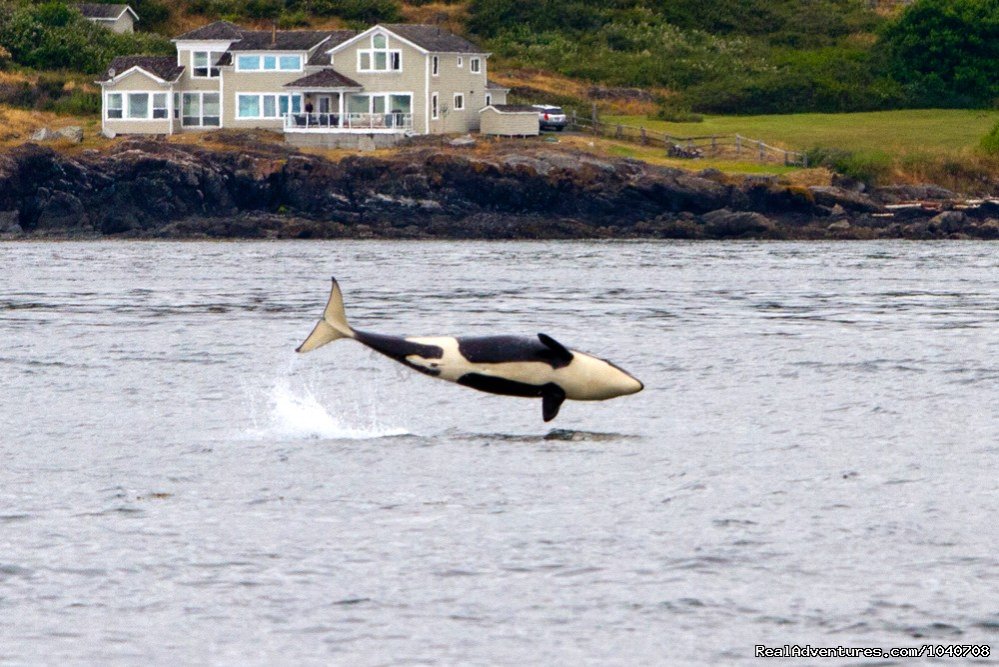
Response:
[[1, 136, 998, 240]]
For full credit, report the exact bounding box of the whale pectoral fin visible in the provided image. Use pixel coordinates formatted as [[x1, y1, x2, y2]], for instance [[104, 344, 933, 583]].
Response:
[[542, 384, 566, 422], [538, 333, 573, 367]]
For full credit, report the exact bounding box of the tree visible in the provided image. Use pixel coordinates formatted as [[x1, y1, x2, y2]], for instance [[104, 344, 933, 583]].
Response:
[[879, 0, 999, 107]]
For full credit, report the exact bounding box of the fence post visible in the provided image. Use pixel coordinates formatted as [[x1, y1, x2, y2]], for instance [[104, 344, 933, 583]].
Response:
[[616, 124, 622, 139], [758, 140, 764, 162], [711, 135, 717, 155], [640, 127, 647, 145], [803, 153, 808, 169], [591, 103, 598, 135], [571, 109, 577, 130], [783, 150, 788, 166], [736, 134, 742, 156]]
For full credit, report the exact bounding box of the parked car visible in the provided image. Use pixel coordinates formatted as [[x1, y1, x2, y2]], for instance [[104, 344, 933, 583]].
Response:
[[533, 104, 568, 131]]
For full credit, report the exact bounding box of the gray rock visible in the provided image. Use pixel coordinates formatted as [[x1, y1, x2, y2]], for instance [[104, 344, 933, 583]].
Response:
[[929, 210, 966, 233], [827, 220, 851, 231], [808, 186, 882, 213], [0, 210, 21, 233], [701, 209, 774, 237], [57, 126, 84, 143], [30, 128, 57, 142], [449, 135, 476, 147]]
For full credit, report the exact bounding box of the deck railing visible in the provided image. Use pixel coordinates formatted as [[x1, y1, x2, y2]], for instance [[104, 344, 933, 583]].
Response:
[[283, 112, 413, 131]]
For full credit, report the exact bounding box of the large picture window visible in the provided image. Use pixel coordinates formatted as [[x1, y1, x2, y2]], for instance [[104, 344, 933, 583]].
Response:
[[237, 93, 302, 119], [236, 55, 302, 72], [358, 33, 401, 72], [128, 93, 148, 119], [183, 92, 220, 127], [346, 93, 411, 115], [107, 91, 170, 121]]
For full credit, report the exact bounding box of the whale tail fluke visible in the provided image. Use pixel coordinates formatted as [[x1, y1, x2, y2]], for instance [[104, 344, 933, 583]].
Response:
[[296, 277, 355, 353]]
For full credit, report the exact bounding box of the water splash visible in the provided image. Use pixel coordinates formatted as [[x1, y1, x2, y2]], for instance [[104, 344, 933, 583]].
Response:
[[245, 377, 408, 441]]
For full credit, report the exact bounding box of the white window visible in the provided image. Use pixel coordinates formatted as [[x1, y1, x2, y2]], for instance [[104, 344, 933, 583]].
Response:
[[453, 93, 464, 111], [237, 55, 259, 71], [183, 92, 220, 126], [192, 51, 223, 78], [470, 57, 481, 73], [431, 92, 438, 120], [173, 92, 180, 118], [345, 93, 411, 114], [235, 55, 301, 72], [236, 93, 301, 119], [127, 93, 149, 119], [152, 93, 168, 119], [432, 55, 439, 76], [106, 93, 123, 119], [358, 33, 401, 72], [457, 56, 463, 68]]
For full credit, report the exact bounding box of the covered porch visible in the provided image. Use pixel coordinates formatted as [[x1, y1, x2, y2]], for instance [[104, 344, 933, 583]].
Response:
[[283, 70, 414, 134]]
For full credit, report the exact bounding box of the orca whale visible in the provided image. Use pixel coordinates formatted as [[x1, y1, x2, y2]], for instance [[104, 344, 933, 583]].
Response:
[[296, 278, 643, 421]]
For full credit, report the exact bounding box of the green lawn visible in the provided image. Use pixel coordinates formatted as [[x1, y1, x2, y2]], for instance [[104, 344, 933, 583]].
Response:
[[604, 109, 999, 156]]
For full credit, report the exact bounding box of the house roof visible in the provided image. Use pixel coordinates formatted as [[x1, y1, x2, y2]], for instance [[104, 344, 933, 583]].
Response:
[[379, 24, 483, 53], [174, 20, 244, 41], [307, 30, 357, 65], [101, 55, 184, 82], [227, 30, 334, 52], [486, 104, 537, 113], [75, 3, 137, 20], [486, 80, 509, 90], [284, 68, 362, 89]]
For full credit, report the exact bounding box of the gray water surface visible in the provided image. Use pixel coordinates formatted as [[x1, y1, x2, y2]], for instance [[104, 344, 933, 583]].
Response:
[[2, 240, 998, 665]]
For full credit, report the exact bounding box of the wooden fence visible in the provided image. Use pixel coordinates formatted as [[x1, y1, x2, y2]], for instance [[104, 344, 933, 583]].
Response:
[[570, 113, 808, 167]]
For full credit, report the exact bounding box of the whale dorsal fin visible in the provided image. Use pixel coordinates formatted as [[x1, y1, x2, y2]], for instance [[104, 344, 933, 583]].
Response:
[[542, 384, 566, 422], [538, 333, 573, 366]]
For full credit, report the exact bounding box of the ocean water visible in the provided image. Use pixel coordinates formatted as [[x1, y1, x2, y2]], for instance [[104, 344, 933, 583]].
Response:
[[1, 240, 997, 665]]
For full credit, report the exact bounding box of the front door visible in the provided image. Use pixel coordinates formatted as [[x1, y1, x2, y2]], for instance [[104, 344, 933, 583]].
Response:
[[317, 95, 332, 114]]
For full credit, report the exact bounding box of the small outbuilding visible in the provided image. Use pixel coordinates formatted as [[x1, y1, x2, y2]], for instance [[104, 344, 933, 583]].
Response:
[[74, 4, 138, 33], [479, 105, 539, 137]]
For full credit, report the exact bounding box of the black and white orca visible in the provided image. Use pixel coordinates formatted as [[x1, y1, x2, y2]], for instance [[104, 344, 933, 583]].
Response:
[[296, 278, 643, 421]]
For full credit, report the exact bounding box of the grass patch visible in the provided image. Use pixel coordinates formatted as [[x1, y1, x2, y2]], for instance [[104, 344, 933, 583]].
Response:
[[604, 109, 999, 156]]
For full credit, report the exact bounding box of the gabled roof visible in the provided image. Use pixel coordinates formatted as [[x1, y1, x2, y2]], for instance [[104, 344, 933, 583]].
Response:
[[75, 3, 137, 21], [380, 24, 483, 53], [284, 68, 362, 90], [101, 55, 183, 82], [173, 20, 244, 41], [227, 30, 333, 52]]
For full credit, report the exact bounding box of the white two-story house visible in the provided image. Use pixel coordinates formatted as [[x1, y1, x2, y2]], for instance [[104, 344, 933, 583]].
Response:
[[99, 21, 515, 147]]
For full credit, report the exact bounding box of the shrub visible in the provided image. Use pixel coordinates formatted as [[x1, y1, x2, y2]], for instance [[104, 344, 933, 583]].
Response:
[[807, 147, 893, 184], [979, 121, 999, 154]]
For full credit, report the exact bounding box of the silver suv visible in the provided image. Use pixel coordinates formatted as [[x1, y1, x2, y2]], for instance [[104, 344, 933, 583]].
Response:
[[533, 104, 568, 131]]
